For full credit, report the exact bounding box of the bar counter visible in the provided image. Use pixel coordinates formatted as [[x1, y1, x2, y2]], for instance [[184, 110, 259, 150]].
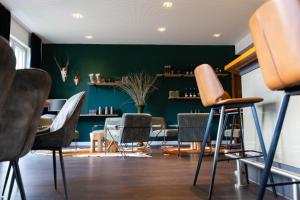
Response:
[[225, 48, 300, 168]]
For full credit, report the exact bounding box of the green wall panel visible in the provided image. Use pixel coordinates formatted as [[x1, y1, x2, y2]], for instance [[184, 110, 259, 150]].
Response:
[[41, 44, 235, 141]]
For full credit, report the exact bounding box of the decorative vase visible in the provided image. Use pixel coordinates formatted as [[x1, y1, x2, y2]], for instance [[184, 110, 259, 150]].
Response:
[[136, 105, 144, 113]]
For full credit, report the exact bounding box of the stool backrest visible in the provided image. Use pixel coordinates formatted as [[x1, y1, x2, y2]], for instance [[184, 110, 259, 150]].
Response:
[[249, 0, 300, 90], [0, 37, 15, 109], [194, 64, 225, 107]]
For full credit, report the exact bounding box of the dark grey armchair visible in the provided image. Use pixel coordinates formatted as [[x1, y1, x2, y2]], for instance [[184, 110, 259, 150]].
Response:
[[177, 113, 210, 156], [0, 69, 51, 200], [32, 91, 85, 200], [0, 36, 15, 109], [105, 113, 152, 156]]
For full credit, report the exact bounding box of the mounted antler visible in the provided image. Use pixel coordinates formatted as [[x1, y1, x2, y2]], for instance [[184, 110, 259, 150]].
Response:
[[54, 56, 70, 82]]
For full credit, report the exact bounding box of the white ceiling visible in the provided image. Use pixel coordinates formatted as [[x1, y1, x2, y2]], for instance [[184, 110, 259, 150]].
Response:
[[0, 0, 264, 45]]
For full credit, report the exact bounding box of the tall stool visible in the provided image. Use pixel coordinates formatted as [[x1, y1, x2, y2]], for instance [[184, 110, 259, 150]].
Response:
[[249, 0, 300, 199], [192, 64, 277, 199]]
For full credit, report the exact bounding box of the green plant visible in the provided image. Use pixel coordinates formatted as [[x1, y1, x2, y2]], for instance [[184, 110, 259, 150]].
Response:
[[118, 72, 157, 107]]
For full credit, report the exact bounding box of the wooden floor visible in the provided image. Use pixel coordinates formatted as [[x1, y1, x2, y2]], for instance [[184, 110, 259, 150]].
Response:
[[0, 148, 284, 200]]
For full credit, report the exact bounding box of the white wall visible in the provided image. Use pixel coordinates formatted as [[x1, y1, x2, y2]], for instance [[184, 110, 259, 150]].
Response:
[[10, 17, 30, 47], [242, 67, 300, 168], [235, 33, 253, 55]]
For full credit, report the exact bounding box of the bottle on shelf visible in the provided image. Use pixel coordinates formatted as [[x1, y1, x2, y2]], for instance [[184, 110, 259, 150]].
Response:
[[105, 106, 108, 115], [98, 106, 102, 115], [189, 88, 193, 97], [184, 88, 188, 97], [110, 106, 113, 114], [193, 88, 197, 97]]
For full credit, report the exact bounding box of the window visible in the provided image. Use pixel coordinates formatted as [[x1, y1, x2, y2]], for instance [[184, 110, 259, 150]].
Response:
[[10, 35, 31, 69]]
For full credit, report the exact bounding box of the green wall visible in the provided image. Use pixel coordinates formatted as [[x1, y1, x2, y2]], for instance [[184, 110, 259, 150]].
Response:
[[41, 44, 235, 142]]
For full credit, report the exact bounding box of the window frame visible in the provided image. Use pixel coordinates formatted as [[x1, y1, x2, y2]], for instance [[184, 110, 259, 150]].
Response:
[[10, 35, 31, 69]]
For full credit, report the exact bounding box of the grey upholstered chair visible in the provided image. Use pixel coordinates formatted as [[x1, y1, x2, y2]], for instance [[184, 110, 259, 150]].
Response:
[[150, 117, 178, 144], [0, 69, 51, 200], [0, 37, 15, 109], [105, 113, 152, 156], [177, 113, 210, 156], [32, 91, 86, 200]]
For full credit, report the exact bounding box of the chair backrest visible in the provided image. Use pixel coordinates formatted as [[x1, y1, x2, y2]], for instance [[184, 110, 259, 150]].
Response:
[[151, 117, 166, 131], [0, 69, 51, 161], [50, 92, 85, 147], [0, 37, 16, 109], [194, 64, 225, 107], [177, 113, 209, 142], [249, 0, 300, 90], [104, 117, 122, 142], [120, 113, 152, 143]]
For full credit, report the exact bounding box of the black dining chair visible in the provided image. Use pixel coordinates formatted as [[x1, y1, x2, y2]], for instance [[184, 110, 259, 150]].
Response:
[[0, 69, 51, 200], [32, 91, 86, 200]]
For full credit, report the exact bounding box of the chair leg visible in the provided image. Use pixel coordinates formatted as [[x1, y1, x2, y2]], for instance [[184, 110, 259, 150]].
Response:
[[208, 106, 225, 200], [7, 166, 15, 200], [59, 149, 69, 200], [2, 161, 12, 196], [11, 160, 26, 200], [177, 140, 181, 157], [238, 108, 249, 184], [52, 150, 57, 190], [193, 108, 214, 186], [256, 94, 290, 200], [229, 115, 236, 150], [251, 104, 278, 197]]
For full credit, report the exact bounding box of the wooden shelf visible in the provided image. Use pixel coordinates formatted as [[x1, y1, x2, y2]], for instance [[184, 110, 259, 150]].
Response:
[[80, 114, 119, 117], [156, 73, 228, 78], [88, 82, 121, 86], [156, 73, 194, 78], [168, 97, 201, 100]]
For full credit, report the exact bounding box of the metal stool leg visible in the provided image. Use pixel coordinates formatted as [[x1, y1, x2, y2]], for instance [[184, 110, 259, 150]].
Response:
[[59, 149, 69, 200], [193, 108, 214, 186], [238, 108, 249, 184], [208, 106, 225, 200], [256, 94, 290, 200], [251, 104, 278, 197]]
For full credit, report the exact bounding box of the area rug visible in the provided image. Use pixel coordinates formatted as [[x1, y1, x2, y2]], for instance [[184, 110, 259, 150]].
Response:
[[161, 146, 228, 155], [34, 148, 152, 158]]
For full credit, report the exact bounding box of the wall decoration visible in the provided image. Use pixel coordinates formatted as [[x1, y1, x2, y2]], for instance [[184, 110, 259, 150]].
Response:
[[74, 74, 80, 86], [118, 72, 157, 113], [54, 56, 70, 82], [89, 73, 94, 83]]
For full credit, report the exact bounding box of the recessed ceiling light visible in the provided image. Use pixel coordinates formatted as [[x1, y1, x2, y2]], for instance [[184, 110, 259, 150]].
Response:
[[72, 13, 83, 19], [213, 33, 221, 38], [85, 35, 93, 39], [163, 2, 173, 8], [157, 27, 166, 32]]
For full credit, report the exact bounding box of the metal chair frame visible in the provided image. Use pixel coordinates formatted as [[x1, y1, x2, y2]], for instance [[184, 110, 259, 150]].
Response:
[[193, 103, 277, 200], [257, 88, 300, 199]]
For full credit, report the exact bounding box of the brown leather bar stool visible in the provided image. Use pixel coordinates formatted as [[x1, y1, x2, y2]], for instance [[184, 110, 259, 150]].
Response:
[[192, 64, 277, 199], [249, 0, 300, 199]]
